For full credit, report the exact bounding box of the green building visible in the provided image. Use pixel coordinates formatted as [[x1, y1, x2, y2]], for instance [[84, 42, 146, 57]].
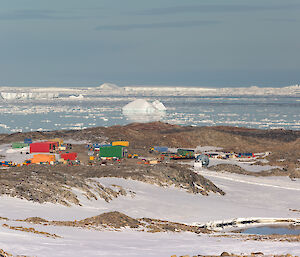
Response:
[[12, 142, 29, 149], [99, 145, 126, 158], [177, 148, 195, 158]]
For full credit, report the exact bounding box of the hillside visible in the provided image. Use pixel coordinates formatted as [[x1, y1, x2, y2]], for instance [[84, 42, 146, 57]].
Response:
[[1, 122, 299, 177]]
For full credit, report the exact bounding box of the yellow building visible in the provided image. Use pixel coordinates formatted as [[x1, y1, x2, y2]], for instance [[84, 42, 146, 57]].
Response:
[[49, 138, 64, 146], [112, 141, 129, 147]]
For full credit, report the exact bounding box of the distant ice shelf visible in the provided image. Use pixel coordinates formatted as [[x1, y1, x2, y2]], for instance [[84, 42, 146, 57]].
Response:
[[1, 83, 300, 100]]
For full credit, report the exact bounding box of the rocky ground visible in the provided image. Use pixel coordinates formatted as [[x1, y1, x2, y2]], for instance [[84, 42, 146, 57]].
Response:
[[0, 249, 12, 257], [4, 211, 300, 242], [207, 164, 288, 177], [0, 122, 299, 176], [1, 121, 299, 205], [0, 161, 224, 206], [0, 248, 296, 257], [13, 211, 210, 234], [172, 254, 296, 257]]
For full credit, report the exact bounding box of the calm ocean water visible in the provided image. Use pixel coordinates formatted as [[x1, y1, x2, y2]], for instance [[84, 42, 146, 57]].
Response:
[[0, 95, 299, 133]]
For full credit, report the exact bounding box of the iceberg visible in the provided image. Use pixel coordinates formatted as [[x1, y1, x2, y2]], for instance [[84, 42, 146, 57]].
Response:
[[152, 100, 167, 111], [122, 99, 157, 114], [98, 83, 122, 91], [122, 99, 167, 122]]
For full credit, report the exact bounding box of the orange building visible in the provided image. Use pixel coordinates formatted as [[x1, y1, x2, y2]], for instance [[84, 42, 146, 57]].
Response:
[[30, 154, 56, 164]]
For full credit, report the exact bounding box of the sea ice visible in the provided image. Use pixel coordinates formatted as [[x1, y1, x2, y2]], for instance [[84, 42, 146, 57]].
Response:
[[0, 92, 59, 100]]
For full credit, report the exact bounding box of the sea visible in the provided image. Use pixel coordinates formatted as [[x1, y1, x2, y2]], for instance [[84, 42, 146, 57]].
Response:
[[0, 85, 300, 134]]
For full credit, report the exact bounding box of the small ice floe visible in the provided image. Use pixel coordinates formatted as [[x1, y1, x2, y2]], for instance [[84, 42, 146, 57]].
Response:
[[69, 94, 84, 99]]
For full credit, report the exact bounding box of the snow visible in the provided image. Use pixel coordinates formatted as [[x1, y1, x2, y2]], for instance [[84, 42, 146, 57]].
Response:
[[63, 139, 91, 144], [0, 171, 299, 223], [208, 158, 281, 173], [196, 146, 223, 152], [1, 225, 299, 257], [0, 167, 300, 255], [0, 144, 33, 164], [0, 138, 300, 256]]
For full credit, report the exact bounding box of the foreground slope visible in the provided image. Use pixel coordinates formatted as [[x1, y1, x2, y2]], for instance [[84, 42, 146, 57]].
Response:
[[0, 123, 300, 256]]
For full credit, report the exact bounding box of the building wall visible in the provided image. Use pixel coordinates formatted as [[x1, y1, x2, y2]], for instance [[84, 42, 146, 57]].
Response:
[[99, 146, 125, 158]]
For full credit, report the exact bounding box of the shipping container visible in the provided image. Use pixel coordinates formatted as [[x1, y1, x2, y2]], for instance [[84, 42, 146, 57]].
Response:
[[24, 138, 32, 144], [238, 153, 254, 158], [177, 148, 195, 158], [61, 152, 78, 161], [112, 141, 129, 147], [58, 145, 66, 151], [154, 146, 168, 153], [99, 145, 126, 158], [30, 141, 58, 153]]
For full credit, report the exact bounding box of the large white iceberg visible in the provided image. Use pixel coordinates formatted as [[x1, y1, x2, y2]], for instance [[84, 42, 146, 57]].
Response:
[[152, 100, 167, 111], [122, 99, 166, 114], [122, 99, 167, 122]]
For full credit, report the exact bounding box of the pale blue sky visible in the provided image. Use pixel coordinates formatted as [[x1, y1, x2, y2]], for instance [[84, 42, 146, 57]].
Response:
[[0, 0, 299, 87]]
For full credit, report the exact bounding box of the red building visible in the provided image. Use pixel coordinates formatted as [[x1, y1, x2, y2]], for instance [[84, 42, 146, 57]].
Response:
[[30, 142, 58, 153], [60, 152, 77, 161]]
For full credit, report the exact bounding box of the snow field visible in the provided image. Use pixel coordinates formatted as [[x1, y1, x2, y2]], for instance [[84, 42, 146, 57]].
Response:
[[0, 172, 299, 223], [0, 142, 300, 255], [0, 221, 300, 257], [0, 171, 299, 256]]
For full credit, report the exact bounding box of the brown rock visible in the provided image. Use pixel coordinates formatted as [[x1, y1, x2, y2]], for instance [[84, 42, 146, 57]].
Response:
[[220, 252, 231, 257]]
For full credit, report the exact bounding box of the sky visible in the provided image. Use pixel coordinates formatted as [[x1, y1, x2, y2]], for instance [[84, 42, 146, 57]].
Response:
[[0, 0, 300, 87]]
